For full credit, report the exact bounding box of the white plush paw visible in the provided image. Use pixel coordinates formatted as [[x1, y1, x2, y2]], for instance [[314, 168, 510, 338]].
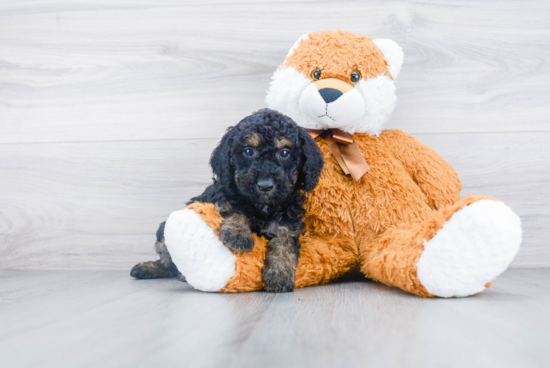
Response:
[[164, 209, 236, 292], [416, 200, 522, 297]]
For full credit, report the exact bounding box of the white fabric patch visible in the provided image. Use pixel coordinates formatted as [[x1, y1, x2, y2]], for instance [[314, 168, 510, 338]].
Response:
[[164, 209, 236, 292], [265, 66, 315, 129], [352, 75, 397, 136], [373, 38, 404, 79], [417, 200, 522, 298]]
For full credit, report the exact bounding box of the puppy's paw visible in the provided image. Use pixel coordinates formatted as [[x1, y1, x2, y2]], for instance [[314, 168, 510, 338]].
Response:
[[262, 266, 295, 293], [219, 225, 255, 253], [131, 261, 168, 279]]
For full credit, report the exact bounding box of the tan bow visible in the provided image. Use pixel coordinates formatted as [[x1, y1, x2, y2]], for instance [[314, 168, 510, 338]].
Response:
[[309, 129, 370, 182]]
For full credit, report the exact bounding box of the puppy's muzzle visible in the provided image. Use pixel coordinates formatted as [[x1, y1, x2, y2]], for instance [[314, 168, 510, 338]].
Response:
[[257, 178, 274, 192]]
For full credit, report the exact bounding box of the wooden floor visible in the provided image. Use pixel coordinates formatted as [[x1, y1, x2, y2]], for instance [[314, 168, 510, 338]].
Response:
[[1, 269, 549, 368]]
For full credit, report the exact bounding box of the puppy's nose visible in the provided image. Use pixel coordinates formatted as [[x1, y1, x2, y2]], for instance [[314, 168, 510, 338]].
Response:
[[318, 88, 343, 103], [257, 178, 274, 192]]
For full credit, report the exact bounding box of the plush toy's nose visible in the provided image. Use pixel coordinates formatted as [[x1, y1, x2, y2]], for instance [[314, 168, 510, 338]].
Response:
[[319, 88, 343, 103], [314, 78, 354, 104]]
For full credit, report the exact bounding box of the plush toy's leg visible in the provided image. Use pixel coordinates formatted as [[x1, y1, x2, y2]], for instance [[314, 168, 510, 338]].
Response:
[[164, 202, 268, 293], [164, 202, 357, 292], [294, 233, 358, 288], [359, 195, 522, 297]]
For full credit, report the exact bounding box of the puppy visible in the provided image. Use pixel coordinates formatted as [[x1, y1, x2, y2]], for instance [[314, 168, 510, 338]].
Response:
[[131, 109, 324, 292]]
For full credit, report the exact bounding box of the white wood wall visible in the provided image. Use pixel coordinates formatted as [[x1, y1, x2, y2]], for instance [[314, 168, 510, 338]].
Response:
[[1, 0, 549, 270]]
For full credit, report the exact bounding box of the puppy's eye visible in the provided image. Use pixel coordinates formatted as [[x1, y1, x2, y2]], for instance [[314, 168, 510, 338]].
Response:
[[350, 71, 361, 84], [243, 148, 254, 157], [312, 69, 322, 81], [279, 149, 290, 158]]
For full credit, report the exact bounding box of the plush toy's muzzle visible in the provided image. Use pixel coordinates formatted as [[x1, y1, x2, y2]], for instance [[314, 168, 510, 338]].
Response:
[[315, 78, 354, 101], [299, 78, 365, 130]]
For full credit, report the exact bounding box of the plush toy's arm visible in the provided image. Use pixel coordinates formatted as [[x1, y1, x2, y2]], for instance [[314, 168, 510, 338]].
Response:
[[380, 129, 461, 210]]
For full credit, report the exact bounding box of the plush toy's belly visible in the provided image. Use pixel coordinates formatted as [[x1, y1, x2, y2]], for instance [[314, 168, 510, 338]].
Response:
[[304, 134, 433, 245]]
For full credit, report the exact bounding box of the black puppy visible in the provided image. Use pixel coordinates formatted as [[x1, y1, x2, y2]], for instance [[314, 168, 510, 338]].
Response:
[[131, 109, 324, 292]]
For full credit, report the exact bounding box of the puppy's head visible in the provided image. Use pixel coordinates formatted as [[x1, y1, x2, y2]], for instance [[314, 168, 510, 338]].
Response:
[[211, 109, 323, 205]]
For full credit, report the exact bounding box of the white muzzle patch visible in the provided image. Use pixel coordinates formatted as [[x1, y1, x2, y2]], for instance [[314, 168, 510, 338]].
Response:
[[265, 66, 397, 135], [298, 83, 365, 131]]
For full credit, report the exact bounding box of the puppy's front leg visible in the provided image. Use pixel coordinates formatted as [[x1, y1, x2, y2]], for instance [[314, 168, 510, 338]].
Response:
[[219, 213, 255, 253], [263, 227, 299, 293]]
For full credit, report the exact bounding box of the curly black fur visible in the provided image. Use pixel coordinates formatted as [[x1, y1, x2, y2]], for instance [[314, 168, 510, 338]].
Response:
[[131, 109, 324, 292]]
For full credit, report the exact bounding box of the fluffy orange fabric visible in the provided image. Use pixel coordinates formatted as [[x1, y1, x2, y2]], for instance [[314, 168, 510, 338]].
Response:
[[220, 233, 267, 293], [188, 130, 472, 296], [285, 30, 392, 84], [187, 202, 224, 233]]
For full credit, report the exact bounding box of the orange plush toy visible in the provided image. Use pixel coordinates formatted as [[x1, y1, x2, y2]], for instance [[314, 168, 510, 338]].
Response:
[[165, 30, 522, 297]]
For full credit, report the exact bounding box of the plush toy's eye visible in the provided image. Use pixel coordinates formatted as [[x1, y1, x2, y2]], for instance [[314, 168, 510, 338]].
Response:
[[243, 148, 254, 157], [312, 69, 322, 81], [279, 149, 290, 158], [350, 71, 361, 84]]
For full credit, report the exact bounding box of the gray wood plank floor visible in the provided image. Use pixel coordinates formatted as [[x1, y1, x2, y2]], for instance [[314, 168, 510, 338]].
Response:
[[1, 269, 549, 368]]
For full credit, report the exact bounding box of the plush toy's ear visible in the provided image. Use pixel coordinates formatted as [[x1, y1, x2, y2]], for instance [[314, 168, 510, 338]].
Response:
[[210, 127, 236, 187], [373, 39, 404, 79], [284, 33, 310, 61], [298, 128, 324, 192]]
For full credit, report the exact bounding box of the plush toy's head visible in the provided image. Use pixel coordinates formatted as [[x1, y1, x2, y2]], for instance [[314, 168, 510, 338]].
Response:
[[266, 30, 404, 136]]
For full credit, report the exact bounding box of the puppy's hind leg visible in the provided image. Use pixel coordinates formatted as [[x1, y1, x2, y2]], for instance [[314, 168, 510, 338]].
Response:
[[131, 259, 177, 279], [155, 238, 186, 281], [130, 222, 185, 281]]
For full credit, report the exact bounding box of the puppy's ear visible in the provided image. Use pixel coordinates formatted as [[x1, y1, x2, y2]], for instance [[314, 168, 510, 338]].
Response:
[[210, 126, 236, 187], [298, 128, 324, 192]]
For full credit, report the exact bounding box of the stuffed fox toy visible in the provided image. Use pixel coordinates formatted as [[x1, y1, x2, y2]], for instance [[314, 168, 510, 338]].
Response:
[[164, 30, 522, 297]]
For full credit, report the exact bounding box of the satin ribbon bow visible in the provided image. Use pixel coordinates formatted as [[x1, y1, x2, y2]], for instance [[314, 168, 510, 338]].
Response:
[[308, 128, 370, 182]]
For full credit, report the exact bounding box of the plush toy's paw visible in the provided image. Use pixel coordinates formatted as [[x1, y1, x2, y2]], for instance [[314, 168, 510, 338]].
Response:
[[417, 199, 522, 297], [164, 209, 236, 292], [219, 223, 255, 253]]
